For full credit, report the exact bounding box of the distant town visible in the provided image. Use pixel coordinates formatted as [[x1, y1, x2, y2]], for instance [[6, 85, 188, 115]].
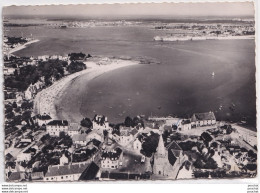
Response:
[[3, 36, 257, 181]]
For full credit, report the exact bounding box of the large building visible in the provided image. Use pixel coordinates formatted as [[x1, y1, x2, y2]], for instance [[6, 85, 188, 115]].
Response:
[[46, 120, 69, 136], [153, 134, 187, 179], [68, 123, 81, 137], [101, 147, 123, 169], [191, 111, 216, 127], [44, 163, 89, 181]]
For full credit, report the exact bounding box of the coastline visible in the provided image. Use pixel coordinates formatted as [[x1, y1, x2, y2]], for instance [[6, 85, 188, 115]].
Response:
[[8, 39, 40, 55], [154, 35, 255, 42], [33, 57, 141, 121]]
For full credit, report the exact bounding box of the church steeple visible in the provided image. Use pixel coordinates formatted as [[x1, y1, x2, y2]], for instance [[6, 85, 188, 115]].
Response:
[[156, 133, 165, 156]]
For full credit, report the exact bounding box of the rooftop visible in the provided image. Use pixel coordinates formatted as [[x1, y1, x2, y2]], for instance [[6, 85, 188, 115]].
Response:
[[47, 120, 68, 126], [45, 163, 89, 177], [191, 112, 216, 121]]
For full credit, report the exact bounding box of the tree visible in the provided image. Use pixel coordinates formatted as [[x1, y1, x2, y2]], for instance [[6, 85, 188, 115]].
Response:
[[22, 110, 31, 121], [124, 116, 133, 127], [80, 117, 93, 128]]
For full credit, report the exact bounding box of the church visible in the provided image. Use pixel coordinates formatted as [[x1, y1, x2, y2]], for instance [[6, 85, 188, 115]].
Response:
[[152, 133, 188, 179]]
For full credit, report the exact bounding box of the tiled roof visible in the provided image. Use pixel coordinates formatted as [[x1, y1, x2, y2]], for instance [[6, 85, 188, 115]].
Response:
[[45, 163, 89, 177], [191, 112, 216, 122], [72, 134, 87, 142], [47, 120, 68, 126], [130, 128, 138, 136], [69, 123, 81, 131]]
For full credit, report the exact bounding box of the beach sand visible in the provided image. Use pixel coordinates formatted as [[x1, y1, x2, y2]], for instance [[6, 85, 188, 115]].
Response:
[[8, 39, 40, 55], [33, 57, 140, 122]]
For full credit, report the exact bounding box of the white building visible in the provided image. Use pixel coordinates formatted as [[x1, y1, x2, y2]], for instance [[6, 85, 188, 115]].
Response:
[[72, 134, 87, 146], [44, 163, 89, 181], [46, 120, 69, 136], [191, 111, 216, 127], [17, 152, 31, 162], [101, 148, 123, 169], [133, 138, 142, 151], [92, 115, 110, 132], [59, 154, 69, 166]]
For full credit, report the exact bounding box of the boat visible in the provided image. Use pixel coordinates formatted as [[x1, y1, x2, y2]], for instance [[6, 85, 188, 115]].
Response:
[[212, 72, 215, 77]]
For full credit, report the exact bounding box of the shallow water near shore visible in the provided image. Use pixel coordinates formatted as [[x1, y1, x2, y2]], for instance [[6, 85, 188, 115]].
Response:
[[5, 26, 256, 127]]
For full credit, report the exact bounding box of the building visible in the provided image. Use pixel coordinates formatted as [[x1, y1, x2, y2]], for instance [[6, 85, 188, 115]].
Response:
[[152, 134, 187, 179], [46, 120, 69, 136], [101, 147, 123, 169], [191, 111, 216, 127], [16, 152, 31, 162], [72, 134, 88, 147], [86, 131, 103, 143], [133, 138, 142, 151], [44, 163, 89, 181], [59, 154, 69, 166], [115, 127, 138, 146], [68, 123, 81, 137], [92, 115, 109, 132]]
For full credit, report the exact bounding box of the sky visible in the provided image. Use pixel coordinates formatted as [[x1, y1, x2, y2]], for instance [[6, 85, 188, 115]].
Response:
[[3, 2, 255, 18]]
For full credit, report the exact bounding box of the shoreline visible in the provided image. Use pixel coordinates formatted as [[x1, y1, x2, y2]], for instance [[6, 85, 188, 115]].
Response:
[[8, 39, 40, 55], [33, 57, 141, 121], [154, 35, 255, 42]]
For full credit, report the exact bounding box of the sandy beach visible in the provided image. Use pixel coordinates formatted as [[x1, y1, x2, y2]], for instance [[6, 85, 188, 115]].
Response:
[[8, 39, 40, 55], [33, 57, 140, 122]]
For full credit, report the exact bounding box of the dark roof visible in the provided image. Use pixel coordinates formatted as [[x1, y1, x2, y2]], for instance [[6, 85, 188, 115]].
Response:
[[5, 153, 14, 161], [78, 162, 99, 181], [130, 128, 138, 136], [101, 147, 122, 160], [191, 112, 216, 122], [47, 120, 68, 126], [201, 132, 213, 142], [182, 119, 191, 124], [37, 114, 52, 120], [45, 163, 89, 177], [168, 150, 177, 166]]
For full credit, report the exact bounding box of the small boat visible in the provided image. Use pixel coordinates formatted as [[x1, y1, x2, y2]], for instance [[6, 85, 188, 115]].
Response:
[[212, 72, 215, 77]]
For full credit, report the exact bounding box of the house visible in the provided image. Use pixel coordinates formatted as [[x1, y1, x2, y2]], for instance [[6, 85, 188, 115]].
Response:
[[44, 163, 89, 181], [92, 115, 110, 132], [101, 147, 123, 169], [180, 119, 192, 131], [31, 172, 44, 181], [78, 162, 99, 181], [115, 127, 137, 146], [46, 120, 69, 136], [59, 154, 69, 166], [16, 152, 31, 162], [68, 123, 81, 137], [133, 138, 142, 151], [7, 172, 25, 182], [36, 113, 52, 126], [72, 134, 88, 147], [191, 111, 216, 127], [86, 131, 103, 143]]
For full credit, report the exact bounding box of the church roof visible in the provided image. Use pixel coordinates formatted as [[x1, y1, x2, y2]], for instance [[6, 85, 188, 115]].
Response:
[[155, 134, 165, 156]]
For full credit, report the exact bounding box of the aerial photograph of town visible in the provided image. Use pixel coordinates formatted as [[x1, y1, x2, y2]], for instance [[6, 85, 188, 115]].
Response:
[[2, 2, 257, 182]]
